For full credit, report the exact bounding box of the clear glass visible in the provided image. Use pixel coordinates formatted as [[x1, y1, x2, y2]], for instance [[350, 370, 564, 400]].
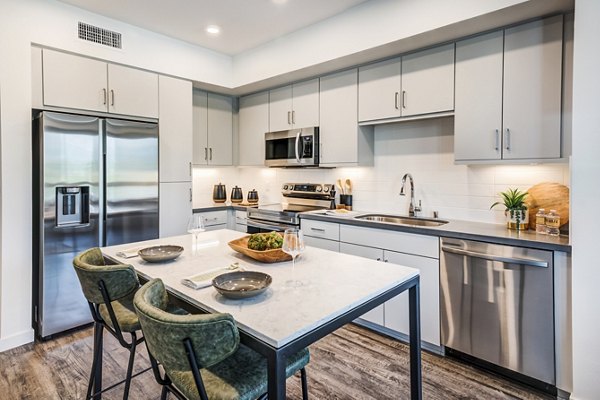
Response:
[[545, 210, 560, 236], [282, 228, 305, 288], [535, 208, 547, 234], [187, 214, 205, 250]]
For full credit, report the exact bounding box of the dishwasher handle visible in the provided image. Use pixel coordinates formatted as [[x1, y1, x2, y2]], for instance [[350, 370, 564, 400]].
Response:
[[441, 245, 548, 268]]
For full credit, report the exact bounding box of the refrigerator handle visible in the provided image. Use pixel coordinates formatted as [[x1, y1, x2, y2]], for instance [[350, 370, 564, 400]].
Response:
[[99, 119, 106, 246]]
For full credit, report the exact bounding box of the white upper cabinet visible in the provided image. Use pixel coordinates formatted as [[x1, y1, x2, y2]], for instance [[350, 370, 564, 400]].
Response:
[[239, 91, 269, 166], [159, 76, 192, 183], [159, 181, 192, 238], [107, 64, 158, 118], [358, 44, 454, 123], [502, 16, 563, 160], [401, 43, 455, 117], [319, 68, 373, 166], [269, 79, 319, 131], [454, 31, 504, 161], [454, 15, 563, 162], [42, 49, 158, 118], [358, 58, 401, 122], [43, 49, 108, 113], [193, 90, 233, 166]]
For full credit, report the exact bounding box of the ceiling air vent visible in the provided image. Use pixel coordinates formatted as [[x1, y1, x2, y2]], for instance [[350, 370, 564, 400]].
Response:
[[78, 22, 122, 49]]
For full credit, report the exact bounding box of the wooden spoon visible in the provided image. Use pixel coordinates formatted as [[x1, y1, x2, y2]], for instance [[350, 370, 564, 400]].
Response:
[[336, 179, 345, 195], [345, 179, 352, 195]]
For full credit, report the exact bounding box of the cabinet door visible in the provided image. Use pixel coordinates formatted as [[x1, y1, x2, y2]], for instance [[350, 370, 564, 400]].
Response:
[[42, 49, 108, 113], [239, 91, 269, 166], [401, 43, 455, 117], [320, 69, 359, 164], [192, 90, 209, 165], [339, 243, 385, 326], [305, 236, 340, 252], [358, 58, 401, 122], [159, 76, 193, 182], [207, 93, 233, 166], [383, 250, 440, 346], [269, 85, 293, 132], [108, 64, 158, 118], [292, 78, 319, 128], [502, 16, 563, 160], [454, 31, 504, 161], [159, 182, 192, 237]]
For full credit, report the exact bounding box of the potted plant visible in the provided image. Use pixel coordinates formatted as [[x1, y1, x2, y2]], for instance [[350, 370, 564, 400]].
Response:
[[491, 188, 529, 230]]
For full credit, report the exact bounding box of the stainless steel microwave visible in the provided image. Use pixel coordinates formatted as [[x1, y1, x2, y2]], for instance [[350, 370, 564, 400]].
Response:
[[264, 127, 319, 167]]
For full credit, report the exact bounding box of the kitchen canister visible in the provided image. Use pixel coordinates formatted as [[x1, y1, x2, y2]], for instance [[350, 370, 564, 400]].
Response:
[[213, 183, 227, 203], [247, 189, 259, 204], [231, 186, 243, 204]]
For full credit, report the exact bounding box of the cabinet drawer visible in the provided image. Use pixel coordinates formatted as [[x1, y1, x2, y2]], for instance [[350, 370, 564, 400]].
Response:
[[235, 211, 248, 225], [305, 236, 340, 252], [199, 210, 228, 227], [340, 225, 439, 259], [301, 220, 340, 241]]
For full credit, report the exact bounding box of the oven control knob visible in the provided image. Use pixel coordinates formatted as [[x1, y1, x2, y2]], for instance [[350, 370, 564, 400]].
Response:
[[283, 185, 288, 190], [316, 186, 322, 192], [323, 186, 330, 193]]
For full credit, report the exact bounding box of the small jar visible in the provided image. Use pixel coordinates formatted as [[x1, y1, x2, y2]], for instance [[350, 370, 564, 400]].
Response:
[[535, 208, 547, 234], [545, 210, 560, 236]]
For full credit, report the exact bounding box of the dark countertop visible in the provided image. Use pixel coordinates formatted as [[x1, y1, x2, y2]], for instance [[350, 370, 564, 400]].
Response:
[[300, 211, 571, 253], [192, 204, 259, 213]]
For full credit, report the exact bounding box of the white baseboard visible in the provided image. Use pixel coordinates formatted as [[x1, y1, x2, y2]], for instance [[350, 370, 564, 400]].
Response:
[[0, 329, 34, 352]]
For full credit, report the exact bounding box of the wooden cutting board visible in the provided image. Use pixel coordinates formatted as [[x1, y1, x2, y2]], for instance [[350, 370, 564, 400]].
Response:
[[525, 182, 569, 229]]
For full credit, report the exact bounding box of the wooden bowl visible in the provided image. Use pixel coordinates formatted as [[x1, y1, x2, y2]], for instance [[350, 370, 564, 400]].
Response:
[[228, 235, 292, 263]]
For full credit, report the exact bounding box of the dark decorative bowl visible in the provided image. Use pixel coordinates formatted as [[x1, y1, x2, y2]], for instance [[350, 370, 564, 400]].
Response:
[[138, 245, 184, 262], [212, 271, 272, 299]]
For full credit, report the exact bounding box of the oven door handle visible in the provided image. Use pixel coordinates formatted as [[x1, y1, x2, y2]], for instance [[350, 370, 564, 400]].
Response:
[[441, 245, 548, 268], [247, 219, 292, 232], [295, 131, 301, 163]]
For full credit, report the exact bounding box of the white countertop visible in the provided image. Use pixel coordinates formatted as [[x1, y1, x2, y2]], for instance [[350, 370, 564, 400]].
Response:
[[102, 229, 419, 348]]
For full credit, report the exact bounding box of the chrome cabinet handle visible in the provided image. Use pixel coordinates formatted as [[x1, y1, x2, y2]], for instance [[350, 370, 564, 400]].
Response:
[[292, 110, 295, 124], [495, 129, 500, 151], [204, 147, 208, 161], [402, 91, 407, 109], [110, 89, 115, 106], [376, 257, 381, 261], [189, 188, 192, 202], [310, 227, 325, 232], [441, 245, 548, 268], [209, 148, 213, 161], [505, 128, 511, 151], [295, 131, 301, 163], [189, 162, 192, 177], [394, 92, 399, 110], [287, 111, 291, 125], [102, 88, 107, 105]]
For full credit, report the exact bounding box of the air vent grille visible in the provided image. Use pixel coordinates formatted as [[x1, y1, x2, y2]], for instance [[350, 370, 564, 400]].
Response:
[[78, 22, 122, 49]]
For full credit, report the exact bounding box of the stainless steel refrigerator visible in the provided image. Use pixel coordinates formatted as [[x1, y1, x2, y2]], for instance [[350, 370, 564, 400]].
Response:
[[33, 111, 159, 338]]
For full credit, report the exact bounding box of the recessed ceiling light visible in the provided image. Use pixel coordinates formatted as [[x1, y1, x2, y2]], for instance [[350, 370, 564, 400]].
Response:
[[206, 25, 221, 35], [272, 0, 288, 4]]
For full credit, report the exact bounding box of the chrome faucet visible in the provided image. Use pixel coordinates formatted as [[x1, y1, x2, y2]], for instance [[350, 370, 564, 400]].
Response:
[[400, 173, 421, 217]]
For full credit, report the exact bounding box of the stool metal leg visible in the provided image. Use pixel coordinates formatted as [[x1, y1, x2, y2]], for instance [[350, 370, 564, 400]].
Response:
[[88, 322, 104, 400], [160, 386, 169, 400], [122, 333, 138, 399], [86, 322, 102, 399], [301, 368, 309, 400]]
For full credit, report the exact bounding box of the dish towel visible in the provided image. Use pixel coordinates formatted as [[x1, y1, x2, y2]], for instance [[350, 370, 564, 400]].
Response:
[[116, 246, 146, 258], [181, 263, 243, 290]]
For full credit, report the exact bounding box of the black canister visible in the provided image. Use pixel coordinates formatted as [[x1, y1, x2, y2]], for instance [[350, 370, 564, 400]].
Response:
[[213, 183, 227, 203], [231, 186, 243, 203], [247, 189, 259, 204]]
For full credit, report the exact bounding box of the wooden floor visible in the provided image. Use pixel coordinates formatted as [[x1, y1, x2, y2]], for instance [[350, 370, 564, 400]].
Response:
[[0, 324, 552, 400]]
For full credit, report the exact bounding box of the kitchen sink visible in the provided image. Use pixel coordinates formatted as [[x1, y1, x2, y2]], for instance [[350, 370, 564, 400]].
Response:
[[355, 214, 449, 227]]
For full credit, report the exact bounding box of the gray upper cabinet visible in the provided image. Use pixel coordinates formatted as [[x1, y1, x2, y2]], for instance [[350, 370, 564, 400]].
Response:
[[239, 91, 269, 166], [269, 79, 319, 131], [358, 58, 401, 122], [455, 16, 563, 162], [358, 43, 454, 122], [193, 90, 233, 166], [42, 49, 158, 118], [159, 76, 193, 182], [319, 68, 373, 166]]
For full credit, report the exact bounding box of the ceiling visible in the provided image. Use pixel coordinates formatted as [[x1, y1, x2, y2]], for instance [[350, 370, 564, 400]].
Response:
[[58, 0, 372, 55]]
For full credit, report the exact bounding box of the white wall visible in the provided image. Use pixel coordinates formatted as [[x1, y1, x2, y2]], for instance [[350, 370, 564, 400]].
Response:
[[0, 0, 232, 350], [194, 118, 569, 225], [232, 0, 527, 86], [570, 0, 600, 398]]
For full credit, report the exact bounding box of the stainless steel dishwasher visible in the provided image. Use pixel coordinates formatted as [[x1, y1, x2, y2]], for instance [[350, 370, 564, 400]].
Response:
[[440, 237, 555, 390]]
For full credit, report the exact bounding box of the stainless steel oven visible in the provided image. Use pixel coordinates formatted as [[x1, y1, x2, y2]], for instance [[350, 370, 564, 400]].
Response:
[[265, 127, 319, 167]]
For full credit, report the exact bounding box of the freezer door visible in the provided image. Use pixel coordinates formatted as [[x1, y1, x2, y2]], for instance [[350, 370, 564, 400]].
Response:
[[36, 112, 100, 337], [105, 118, 159, 246]]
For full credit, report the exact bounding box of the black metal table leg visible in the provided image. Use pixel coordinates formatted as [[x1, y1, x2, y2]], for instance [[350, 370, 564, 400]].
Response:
[[409, 279, 422, 400], [267, 350, 286, 400]]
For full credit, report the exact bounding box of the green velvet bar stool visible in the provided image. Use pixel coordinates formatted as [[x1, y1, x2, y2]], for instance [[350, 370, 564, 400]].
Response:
[[73, 247, 145, 400], [133, 278, 310, 400]]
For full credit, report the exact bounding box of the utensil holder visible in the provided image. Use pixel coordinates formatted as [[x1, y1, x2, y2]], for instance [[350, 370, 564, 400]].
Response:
[[340, 194, 353, 211]]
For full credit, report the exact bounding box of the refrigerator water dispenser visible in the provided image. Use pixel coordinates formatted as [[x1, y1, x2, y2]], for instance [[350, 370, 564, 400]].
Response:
[[56, 186, 89, 226]]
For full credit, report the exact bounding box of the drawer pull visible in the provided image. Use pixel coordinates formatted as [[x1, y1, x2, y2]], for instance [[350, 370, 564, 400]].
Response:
[[310, 227, 326, 232]]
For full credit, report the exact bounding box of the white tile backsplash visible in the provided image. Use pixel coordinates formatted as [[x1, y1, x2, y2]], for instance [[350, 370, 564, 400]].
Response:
[[193, 117, 569, 225]]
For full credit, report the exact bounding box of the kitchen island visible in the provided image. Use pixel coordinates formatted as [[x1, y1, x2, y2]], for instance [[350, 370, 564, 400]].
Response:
[[102, 229, 423, 399]]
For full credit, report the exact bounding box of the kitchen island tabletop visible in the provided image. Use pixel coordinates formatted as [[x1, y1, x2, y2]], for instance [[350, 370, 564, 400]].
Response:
[[102, 229, 422, 399]]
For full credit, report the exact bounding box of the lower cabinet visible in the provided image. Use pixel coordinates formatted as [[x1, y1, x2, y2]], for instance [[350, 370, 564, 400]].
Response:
[[159, 182, 192, 237], [196, 210, 228, 231], [304, 236, 340, 252]]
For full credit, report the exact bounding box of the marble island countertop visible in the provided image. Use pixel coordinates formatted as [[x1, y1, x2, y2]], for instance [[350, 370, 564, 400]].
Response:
[[301, 210, 571, 253]]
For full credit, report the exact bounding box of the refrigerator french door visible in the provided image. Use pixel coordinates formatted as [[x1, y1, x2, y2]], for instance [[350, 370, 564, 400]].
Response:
[[33, 111, 158, 338]]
